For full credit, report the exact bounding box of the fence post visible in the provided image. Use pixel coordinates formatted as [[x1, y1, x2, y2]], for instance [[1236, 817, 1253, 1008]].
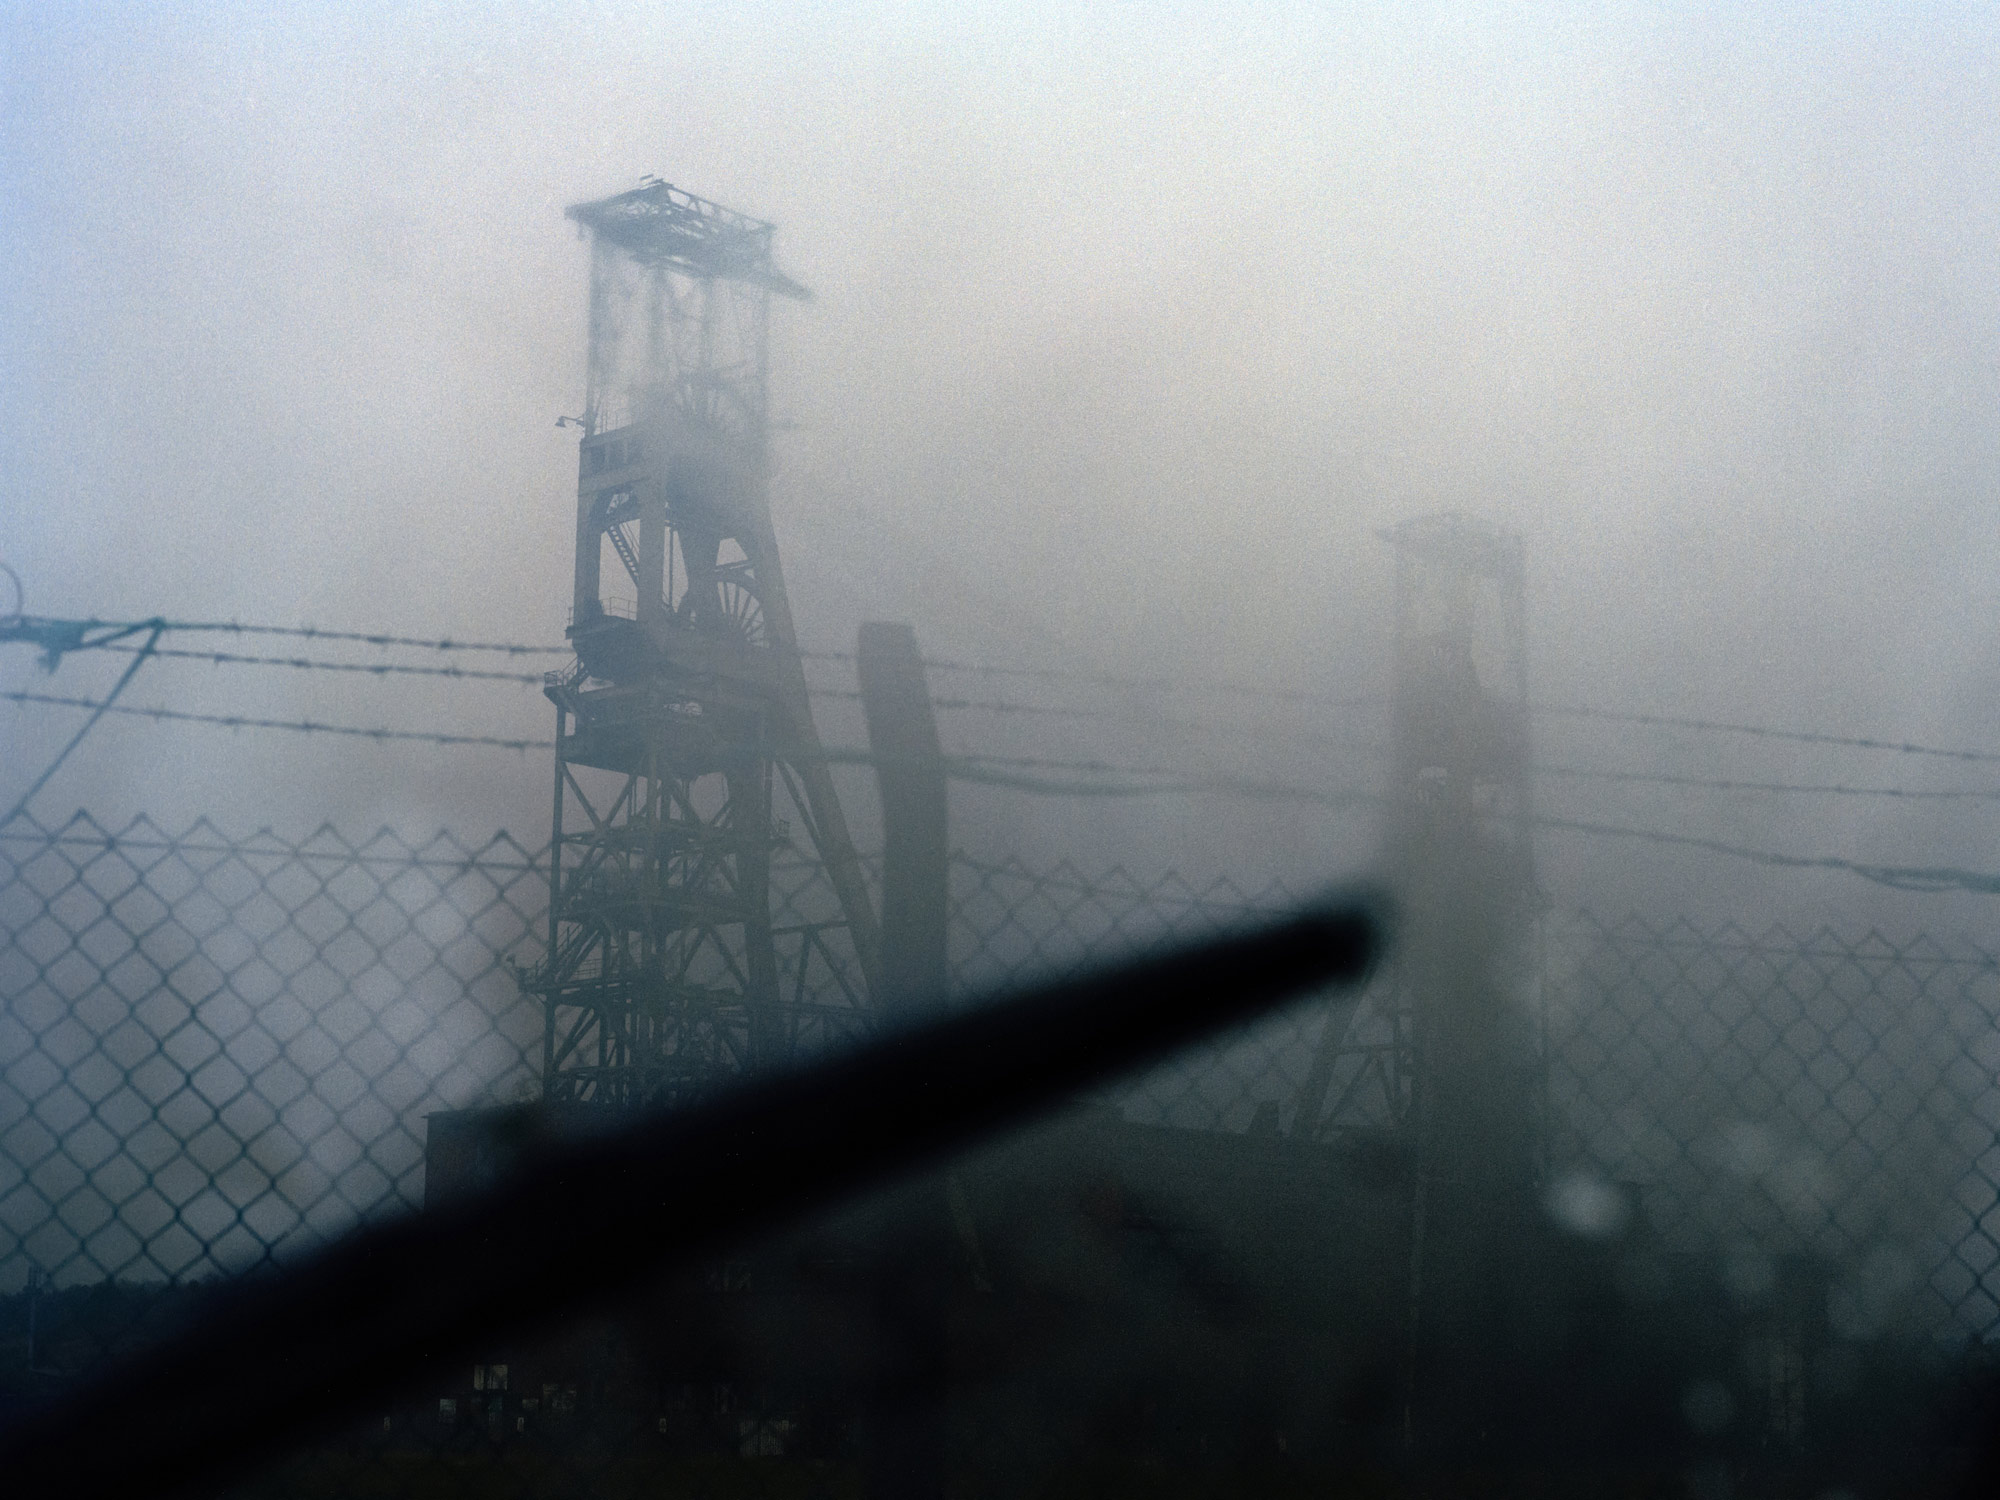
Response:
[[859, 620, 950, 1022], [858, 620, 951, 1500]]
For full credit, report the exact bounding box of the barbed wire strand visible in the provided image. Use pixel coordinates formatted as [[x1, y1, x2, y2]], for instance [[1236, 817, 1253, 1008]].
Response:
[[99, 644, 551, 684], [60, 614, 1380, 706], [137, 623, 2000, 760], [1529, 813, 2000, 896], [22, 681, 2000, 812], [79, 644, 2000, 785], [154, 620, 572, 655], [0, 690, 1190, 781], [39, 613, 2000, 766], [85, 642, 1385, 747], [15, 687, 2000, 894], [1536, 704, 2000, 767], [2, 691, 553, 752], [72, 641, 2000, 795], [1533, 763, 2000, 803]]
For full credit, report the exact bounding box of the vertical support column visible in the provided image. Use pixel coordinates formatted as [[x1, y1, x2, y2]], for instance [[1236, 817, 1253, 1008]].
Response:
[[858, 620, 950, 1500], [733, 729, 784, 1071], [637, 489, 668, 634], [573, 491, 602, 623], [583, 238, 613, 433], [544, 702, 567, 1091], [858, 621, 949, 1022]]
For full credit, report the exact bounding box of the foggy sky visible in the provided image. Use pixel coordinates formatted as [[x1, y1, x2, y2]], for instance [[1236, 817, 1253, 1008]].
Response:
[[4, 2, 1999, 932]]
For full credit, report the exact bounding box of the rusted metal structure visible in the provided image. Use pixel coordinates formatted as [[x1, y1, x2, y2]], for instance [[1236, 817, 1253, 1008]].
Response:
[[530, 181, 879, 1108]]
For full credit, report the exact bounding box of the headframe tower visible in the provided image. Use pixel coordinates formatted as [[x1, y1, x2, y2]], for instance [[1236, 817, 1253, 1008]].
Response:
[[1382, 511, 1537, 1178], [1380, 514, 1540, 1452], [532, 180, 880, 1109], [1294, 514, 1537, 1160]]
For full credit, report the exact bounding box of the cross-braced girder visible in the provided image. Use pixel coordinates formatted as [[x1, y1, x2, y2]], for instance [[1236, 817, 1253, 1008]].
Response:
[[530, 181, 879, 1113]]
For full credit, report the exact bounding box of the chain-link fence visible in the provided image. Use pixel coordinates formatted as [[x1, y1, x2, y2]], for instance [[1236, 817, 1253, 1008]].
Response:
[[4, 811, 1998, 1328], [4, 808, 1999, 1489], [0, 813, 547, 1289], [1545, 911, 2000, 1342]]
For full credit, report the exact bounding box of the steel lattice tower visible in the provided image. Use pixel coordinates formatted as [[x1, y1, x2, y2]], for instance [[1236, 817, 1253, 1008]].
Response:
[[531, 180, 880, 1109], [1294, 513, 1537, 1152], [1378, 512, 1541, 1453], [1381, 511, 1537, 1169]]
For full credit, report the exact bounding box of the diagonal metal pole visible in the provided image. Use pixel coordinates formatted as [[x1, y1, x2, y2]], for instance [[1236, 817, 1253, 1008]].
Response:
[[0, 894, 1384, 1500], [2, 619, 162, 826]]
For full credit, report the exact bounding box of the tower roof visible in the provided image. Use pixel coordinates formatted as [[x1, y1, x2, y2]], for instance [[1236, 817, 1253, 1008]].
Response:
[[566, 180, 810, 300], [1380, 511, 1522, 583]]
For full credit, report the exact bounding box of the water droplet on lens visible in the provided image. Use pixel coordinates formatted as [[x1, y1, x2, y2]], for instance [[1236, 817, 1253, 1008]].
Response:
[[1543, 1169, 1630, 1239]]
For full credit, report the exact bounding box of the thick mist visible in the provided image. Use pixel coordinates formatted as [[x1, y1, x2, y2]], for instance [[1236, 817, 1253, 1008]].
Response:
[[3, 3, 1999, 933], [7, 15, 2000, 1493]]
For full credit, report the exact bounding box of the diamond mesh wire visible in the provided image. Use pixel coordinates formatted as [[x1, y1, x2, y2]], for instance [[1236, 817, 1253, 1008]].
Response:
[[3, 809, 1998, 1356], [1544, 910, 2000, 1339], [0, 812, 546, 1292]]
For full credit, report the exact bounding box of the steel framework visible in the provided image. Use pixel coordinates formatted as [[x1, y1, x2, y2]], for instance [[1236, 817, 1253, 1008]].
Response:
[[1385, 512, 1537, 1156], [1294, 513, 1537, 1152], [531, 180, 880, 1109]]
